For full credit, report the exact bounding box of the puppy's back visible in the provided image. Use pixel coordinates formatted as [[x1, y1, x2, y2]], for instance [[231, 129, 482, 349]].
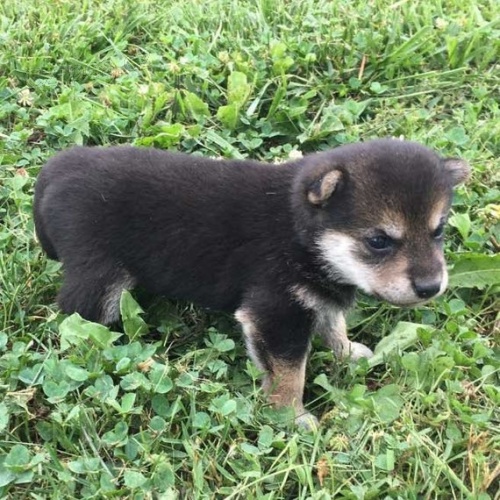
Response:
[[34, 146, 298, 310]]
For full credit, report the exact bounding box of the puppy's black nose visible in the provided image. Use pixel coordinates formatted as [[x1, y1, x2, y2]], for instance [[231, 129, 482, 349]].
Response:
[[412, 279, 441, 299]]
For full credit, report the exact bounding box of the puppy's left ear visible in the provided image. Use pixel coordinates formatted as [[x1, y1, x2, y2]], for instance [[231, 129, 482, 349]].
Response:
[[443, 158, 471, 186], [307, 169, 343, 205]]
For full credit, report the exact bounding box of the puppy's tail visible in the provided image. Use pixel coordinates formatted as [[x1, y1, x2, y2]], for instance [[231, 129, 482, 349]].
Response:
[[33, 173, 59, 261]]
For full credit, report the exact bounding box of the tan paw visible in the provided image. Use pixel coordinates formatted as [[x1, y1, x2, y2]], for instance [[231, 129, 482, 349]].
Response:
[[295, 411, 319, 431], [339, 341, 374, 361]]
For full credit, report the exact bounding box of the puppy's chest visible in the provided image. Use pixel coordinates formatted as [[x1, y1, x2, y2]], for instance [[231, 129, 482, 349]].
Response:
[[291, 285, 344, 335]]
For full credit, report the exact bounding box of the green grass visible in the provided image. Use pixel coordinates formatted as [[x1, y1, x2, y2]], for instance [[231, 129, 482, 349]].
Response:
[[1, 0, 499, 497]]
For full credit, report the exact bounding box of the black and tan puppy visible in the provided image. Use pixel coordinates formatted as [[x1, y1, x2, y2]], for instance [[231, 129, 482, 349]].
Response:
[[34, 139, 469, 427]]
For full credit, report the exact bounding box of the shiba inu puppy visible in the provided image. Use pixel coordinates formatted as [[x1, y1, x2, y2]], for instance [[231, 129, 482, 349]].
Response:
[[34, 139, 470, 427]]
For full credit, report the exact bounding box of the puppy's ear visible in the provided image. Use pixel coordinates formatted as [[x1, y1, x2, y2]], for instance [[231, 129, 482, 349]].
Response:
[[443, 158, 471, 186], [307, 169, 343, 205]]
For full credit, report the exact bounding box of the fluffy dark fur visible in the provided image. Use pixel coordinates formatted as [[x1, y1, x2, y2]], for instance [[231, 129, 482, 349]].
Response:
[[34, 139, 470, 426]]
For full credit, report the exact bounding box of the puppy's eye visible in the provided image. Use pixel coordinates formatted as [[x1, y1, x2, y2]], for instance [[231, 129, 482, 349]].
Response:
[[433, 222, 445, 239], [366, 234, 394, 251]]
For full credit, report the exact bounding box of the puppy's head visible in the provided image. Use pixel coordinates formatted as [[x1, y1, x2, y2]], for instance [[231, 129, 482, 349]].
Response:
[[292, 139, 470, 306]]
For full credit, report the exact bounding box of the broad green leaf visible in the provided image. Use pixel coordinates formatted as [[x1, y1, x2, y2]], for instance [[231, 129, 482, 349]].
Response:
[[115, 357, 131, 372], [205, 129, 244, 158], [152, 463, 175, 490], [448, 213, 471, 240], [220, 399, 237, 416], [102, 421, 129, 446], [371, 384, 404, 423], [192, 411, 211, 429], [149, 416, 166, 432], [401, 352, 421, 372], [374, 450, 395, 471], [240, 443, 261, 455], [0, 460, 16, 487], [0, 403, 9, 433], [0, 332, 7, 350], [124, 470, 147, 488], [151, 394, 169, 417], [227, 71, 251, 108], [449, 254, 500, 288], [183, 91, 210, 120], [5, 445, 31, 472], [59, 314, 90, 350], [59, 314, 121, 351], [64, 363, 90, 382], [217, 104, 239, 130], [120, 393, 136, 413], [149, 365, 173, 394], [446, 126, 469, 145], [270, 41, 287, 60], [134, 123, 185, 148], [369, 322, 431, 368], [215, 338, 235, 352], [313, 373, 334, 392], [370, 82, 388, 94], [257, 425, 274, 449], [120, 291, 149, 339], [67, 458, 101, 474], [120, 372, 150, 391], [18, 364, 44, 385], [273, 55, 294, 74]]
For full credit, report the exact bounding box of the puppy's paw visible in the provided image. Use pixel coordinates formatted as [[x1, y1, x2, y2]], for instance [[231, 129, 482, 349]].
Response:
[[345, 341, 374, 361], [295, 412, 319, 432]]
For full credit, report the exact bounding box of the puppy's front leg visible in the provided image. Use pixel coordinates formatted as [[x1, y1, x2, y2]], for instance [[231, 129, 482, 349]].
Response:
[[321, 310, 373, 361], [291, 286, 373, 361], [235, 302, 317, 429]]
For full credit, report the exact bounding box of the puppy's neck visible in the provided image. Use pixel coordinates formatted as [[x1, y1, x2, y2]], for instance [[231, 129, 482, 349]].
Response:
[[292, 243, 357, 310]]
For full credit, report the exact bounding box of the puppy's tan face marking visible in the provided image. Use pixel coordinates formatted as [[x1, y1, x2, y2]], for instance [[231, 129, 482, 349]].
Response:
[[378, 212, 406, 240], [316, 195, 451, 306], [429, 198, 448, 233]]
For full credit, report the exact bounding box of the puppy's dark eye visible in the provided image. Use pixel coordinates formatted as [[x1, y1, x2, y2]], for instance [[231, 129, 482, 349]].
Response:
[[366, 234, 394, 251], [433, 222, 445, 239]]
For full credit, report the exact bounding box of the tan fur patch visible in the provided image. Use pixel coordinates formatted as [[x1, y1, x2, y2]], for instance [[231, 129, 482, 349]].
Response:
[[236, 307, 309, 416], [442, 158, 471, 186], [372, 252, 409, 294], [291, 285, 350, 355], [291, 285, 373, 358], [429, 198, 448, 231], [263, 356, 307, 415], [379, 212, 406, 239], [235, 308, 266, 371], [308, 170, 342, 205]]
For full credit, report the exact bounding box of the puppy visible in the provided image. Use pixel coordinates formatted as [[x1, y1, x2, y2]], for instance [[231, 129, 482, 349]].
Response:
[[34, 139, 470, 427]]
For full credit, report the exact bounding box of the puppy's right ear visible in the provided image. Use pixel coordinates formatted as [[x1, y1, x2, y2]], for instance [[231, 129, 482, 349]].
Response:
[[307, 169, 343, 205], [442, 158, 471, 186]]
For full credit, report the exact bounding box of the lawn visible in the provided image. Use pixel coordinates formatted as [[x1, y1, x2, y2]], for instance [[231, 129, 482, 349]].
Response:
[[0, 0, 499, 497]]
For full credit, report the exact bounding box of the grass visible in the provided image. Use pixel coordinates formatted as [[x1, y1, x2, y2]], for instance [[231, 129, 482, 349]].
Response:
[[0, 0, 499, 497]]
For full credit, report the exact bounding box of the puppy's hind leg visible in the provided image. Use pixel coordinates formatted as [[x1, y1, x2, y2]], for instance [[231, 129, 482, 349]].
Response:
[[58, 265, 135, 325]]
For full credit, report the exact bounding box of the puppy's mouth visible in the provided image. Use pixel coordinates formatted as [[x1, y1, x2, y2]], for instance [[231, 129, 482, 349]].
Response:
[[384, 297, 431, 308], [372, 289, 443, 308]]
